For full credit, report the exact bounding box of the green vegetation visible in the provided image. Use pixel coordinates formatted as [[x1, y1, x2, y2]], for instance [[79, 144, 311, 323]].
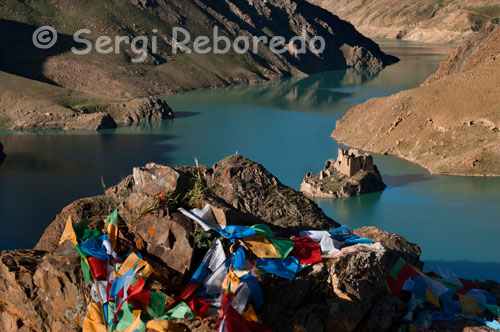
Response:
[[0, 116, 11, 129], [183, 157, 208, 208], [467, 5, 500, 29]]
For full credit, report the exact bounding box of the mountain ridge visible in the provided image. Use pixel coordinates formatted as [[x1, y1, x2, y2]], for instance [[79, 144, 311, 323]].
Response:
[[0, 0, 398, 130], [310, 0, 500, 43], [332, 26, 500, 176]]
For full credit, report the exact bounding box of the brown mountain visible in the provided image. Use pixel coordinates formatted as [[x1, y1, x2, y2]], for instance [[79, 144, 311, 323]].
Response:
[[0, 0, 398, 130], [310, 0, 500, 43], [332, 26, 500, 176]]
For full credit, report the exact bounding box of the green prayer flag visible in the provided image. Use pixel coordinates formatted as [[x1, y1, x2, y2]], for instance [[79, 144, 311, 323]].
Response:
[[269, 237, 294, 259], [115, 303, 135, 330], [252, 224, 274, 237], [147, 292, 167, 319], [483, 303, 500, 316], [74, 220, 103, 241], [164, 301, 195, 320], [106, 208, 119, 227], [80, 256, 92, 284], [107, 302, 116, 327], [74, 244, 92, 284], [389, 257, 406, 280]]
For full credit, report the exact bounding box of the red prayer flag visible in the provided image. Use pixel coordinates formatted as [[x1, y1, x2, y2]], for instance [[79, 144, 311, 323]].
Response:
[[386, 263, 420, 296], [290, 237, 322, 265], [129, 289, 151, 312], [225, 304, 274, 332], [87, 257, 107, 280], [186, 296, 210, 317]]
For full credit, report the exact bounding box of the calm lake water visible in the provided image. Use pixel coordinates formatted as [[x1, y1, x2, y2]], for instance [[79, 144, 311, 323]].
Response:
[[1, 39, 499, 280]]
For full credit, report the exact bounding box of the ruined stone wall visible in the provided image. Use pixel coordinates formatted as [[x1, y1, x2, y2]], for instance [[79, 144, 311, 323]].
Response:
[[332, 148, 374, 177]]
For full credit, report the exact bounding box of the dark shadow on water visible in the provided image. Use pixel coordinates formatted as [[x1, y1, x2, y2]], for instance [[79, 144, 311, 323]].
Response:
[[0, 142, 5, 167], [424, 261, 500, 282], [172, 111, 202, 119], [383, 174, 432, 187], [0, 133, 182, 250]]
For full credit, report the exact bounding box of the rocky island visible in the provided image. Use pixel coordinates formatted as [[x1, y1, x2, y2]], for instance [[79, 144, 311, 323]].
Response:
[[332, 26, 500, 176], [1, 155, 498, 332], [301, 148, 386, 198]]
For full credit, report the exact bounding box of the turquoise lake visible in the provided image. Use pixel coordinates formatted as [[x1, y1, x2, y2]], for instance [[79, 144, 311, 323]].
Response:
[[1, 39, 499, 280]]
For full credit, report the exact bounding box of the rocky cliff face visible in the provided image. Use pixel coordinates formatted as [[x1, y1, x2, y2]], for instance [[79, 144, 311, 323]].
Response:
[[0, 0, 397, 97], [310, 0, 500, 43], [0, 155, 425, 332], [332, 26, 500, 176], [1, 95, 174, 131], [0, 0, 398, 131], [0, 69, 174, 130]]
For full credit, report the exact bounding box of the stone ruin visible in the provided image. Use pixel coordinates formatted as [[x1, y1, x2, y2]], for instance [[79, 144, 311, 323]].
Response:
[[325, 148, 375, 177], [302, 149, 385, 198]]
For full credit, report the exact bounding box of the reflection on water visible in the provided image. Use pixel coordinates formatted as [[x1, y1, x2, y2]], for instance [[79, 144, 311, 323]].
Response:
[[163, 68, 379, 113], [1, 39, 499, 281]]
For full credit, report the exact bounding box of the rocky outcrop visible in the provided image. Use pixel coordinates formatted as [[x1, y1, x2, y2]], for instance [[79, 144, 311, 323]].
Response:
[[257, 229, 421, 332], [301, 149, 386, 198], [0, 155, 430, 331], [310, 0, 500, 44], [205, 155, 339, 229], [106, 97, 174, 124], [0, 246, 87, 332], [332, 27, 500, 176], [0, 86, 174, 130]]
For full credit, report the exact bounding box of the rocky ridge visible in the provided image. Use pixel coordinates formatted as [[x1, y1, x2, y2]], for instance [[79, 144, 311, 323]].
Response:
[[0, 70, 174, 130], [332, 26, 500, 176], [0, 155, 412, 331], [0, 0, 398, 131], [310, 0, 500, 43], [301, 148, 386, 198]]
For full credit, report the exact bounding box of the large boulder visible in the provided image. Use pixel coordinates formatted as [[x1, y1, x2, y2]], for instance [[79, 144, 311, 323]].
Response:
[[0, 244, 87, 332], [107, 97, 174, 124], [354, 226, 422, 268], [258, 236, 418, 332], [204, 155, 339, 229]]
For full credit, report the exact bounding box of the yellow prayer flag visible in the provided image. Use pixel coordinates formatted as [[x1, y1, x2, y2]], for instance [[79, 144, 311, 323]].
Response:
[[107, 222, 118, 251], [458, 294, 484, 316], [425, 288, 441, 308], [59, 216, 78, 245], [243, 235, 278, 258], [146, 319, 187, 332], [117, 253, 147, 277], [222, 271, 240, 293], [243, 304, 258, 323], [82, 302, 106, 332]]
